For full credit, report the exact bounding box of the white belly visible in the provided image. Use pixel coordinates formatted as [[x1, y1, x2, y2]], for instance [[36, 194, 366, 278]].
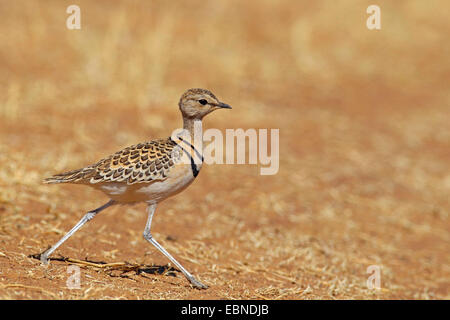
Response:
[[93, 164, 197, 204]]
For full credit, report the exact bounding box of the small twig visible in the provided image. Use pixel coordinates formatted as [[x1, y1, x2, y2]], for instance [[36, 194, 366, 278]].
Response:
[[29, 252, 179, 278]]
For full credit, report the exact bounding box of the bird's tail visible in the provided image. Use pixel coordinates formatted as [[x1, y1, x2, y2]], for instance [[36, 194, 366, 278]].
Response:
[[43, 168, 91, 184]]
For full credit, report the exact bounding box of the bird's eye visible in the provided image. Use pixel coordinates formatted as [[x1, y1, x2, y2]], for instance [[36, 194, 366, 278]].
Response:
[[199, 99, 208, 105]]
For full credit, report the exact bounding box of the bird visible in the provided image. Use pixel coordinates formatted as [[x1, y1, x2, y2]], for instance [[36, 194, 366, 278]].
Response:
[[40, 88, 232, 289]]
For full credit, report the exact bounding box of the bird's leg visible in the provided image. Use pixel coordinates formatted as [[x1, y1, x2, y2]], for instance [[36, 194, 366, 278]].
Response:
[[143, 203, 208, 289], [40, 200, 115, 264]]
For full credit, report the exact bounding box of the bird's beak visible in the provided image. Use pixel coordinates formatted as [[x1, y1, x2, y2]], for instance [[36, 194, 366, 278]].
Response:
[[217, 102, 232, 109]]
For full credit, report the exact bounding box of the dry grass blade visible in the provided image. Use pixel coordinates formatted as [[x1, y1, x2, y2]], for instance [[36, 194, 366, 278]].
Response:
[[0, 283, 59, 299]]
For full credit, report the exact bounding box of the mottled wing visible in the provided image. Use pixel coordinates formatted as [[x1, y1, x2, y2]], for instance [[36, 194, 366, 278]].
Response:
[[44, 138, 183, 185]]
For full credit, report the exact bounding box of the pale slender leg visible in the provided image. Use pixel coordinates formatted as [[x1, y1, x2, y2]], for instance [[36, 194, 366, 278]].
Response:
[[40, 200, 115, 264], [143, 203, 207, 289]]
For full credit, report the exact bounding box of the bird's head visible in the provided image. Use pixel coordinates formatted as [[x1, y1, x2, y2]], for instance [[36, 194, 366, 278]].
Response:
[[178, 88, 231, 120]]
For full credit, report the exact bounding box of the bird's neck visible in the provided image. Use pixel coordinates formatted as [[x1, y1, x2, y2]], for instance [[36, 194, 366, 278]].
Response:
[[182, 117, 203, 140], [180, 117, 204, 170]]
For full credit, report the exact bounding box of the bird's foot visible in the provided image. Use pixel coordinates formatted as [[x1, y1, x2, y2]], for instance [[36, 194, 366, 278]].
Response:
[[188, 276, 208, 290], [40, 251, 50, 265]]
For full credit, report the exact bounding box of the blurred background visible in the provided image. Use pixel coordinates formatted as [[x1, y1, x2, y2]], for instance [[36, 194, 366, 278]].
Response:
[[0, 0, 448, 299]]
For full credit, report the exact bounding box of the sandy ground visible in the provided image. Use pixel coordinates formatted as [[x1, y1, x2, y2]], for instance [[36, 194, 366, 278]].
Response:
[[0, 1, 449, 299]]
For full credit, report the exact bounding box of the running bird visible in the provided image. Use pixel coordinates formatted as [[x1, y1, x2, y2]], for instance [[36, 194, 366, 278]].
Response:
[[40, 88, 232, 289]]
